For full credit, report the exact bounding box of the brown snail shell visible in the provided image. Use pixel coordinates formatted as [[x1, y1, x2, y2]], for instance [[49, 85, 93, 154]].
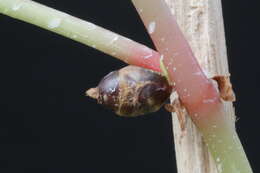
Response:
[[86, 65, 172, 117]]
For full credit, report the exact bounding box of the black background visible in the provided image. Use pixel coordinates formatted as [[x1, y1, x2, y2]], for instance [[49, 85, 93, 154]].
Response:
[[0, 0, 259, 172]]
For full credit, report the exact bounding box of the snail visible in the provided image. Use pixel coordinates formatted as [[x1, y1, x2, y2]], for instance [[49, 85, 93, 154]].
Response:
[[86, 65, 172, 117]]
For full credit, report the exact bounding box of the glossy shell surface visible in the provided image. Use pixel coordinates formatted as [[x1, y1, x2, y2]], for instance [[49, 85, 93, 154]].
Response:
[[97, 66, 172, 117]]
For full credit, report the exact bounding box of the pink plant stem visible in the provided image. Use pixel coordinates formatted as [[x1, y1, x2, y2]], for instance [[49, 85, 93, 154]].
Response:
[[132, 0, 219, 126], [117, 39, 161, 72], [132, 0, 252, 173]]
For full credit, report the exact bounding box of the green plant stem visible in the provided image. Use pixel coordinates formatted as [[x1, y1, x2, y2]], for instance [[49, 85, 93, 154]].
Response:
[[0, 0, 161, 72], [132, 0, 252, 172]]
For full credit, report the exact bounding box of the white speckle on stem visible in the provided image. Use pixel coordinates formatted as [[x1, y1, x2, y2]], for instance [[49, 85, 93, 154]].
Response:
[[160, 54, 164, 60], [12, 3, 22, 11], [109, 36, 119, 44], [144, 53, 153, 59], [85, 22, 97, 30], [148, 21, 156, 34], [203, 98, 216, 104], [48, 18, 61, 29], [193, 71, 203, 76], [142, 46, 153, 59], [217, 163, 223, 173], [160, 37, 165, 42], [216, 157, 220, 162], [173, 67, 177, 71], [72, 34, 78, 39]]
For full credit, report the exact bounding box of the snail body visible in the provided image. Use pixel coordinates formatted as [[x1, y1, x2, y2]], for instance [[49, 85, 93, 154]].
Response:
[[86, 65, 172, 117]]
